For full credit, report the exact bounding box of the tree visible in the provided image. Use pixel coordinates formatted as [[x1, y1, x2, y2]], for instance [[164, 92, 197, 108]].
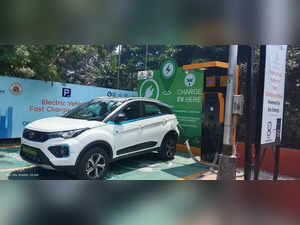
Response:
[[0, 45, 228, 91]]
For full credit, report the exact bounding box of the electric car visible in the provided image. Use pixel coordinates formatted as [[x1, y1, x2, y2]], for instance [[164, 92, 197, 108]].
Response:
[[20, 97, 179, 179]]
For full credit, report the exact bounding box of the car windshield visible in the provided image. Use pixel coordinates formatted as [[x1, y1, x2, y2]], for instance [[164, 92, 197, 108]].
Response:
[[63, 99, 123, 121]]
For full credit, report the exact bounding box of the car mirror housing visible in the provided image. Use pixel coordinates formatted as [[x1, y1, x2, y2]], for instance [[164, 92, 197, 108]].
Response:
[[115, 113, 127, 124]]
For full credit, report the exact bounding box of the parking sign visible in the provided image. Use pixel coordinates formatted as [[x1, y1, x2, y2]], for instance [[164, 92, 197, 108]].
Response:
[[62, 88, 71, 97]]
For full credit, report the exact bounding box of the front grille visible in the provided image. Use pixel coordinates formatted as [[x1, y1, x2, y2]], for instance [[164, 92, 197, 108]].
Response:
[[23, 129, 49, 142], [20, 145, 51, 165]]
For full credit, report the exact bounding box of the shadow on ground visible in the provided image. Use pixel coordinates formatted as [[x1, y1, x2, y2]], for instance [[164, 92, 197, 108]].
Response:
[[6, 151, 207, 180]]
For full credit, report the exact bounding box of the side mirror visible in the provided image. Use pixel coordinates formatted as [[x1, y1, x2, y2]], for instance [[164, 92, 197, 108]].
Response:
[[114, 113, 127, 124]]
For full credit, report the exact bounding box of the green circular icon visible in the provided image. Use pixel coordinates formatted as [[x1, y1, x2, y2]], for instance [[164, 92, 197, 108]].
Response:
[[184, 73, 196, 87], [139, 79, 160, 99], [160, 59, 177, 80]]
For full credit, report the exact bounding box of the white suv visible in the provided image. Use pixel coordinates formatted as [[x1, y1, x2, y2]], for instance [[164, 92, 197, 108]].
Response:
[[20, 97, 179, 179]]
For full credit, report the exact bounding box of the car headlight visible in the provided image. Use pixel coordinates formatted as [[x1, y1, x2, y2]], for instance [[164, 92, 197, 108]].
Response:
[[49, 128, 89, 139]]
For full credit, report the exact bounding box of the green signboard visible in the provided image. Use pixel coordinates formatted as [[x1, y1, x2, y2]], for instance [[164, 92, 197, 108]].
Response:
[[138, 59, 204, 148]]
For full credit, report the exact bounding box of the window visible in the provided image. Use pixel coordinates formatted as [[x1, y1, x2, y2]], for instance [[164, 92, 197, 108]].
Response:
[[143, 102, 164, 117], [160, 105, 172, 114], [64, 100, 122, 121], [122, 101, 141, 120]]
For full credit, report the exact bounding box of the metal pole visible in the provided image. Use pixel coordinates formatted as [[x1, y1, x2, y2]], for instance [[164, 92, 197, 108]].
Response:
[[254, 45, 266, 180], [145, 44, 148, 70], [223, 45, 238, 146], [254, 144, 261, 180], [273, 145, 280, 180], [244, 46, 256, 180], [217, 45, 238, 180], [131, 73, 133, 91], [117, 45, 122, 89]]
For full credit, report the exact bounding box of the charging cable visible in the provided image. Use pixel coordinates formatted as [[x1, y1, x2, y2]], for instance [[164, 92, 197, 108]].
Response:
[[177, 124, 244, 178]]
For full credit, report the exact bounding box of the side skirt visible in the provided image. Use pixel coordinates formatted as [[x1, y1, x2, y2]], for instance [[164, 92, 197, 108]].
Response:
[[116, 141, 157, 155], [112, 147, 160, 162]]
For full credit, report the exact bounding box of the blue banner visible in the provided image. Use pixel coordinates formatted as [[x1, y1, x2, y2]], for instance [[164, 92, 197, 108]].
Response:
[[0, 76, 137, 138]]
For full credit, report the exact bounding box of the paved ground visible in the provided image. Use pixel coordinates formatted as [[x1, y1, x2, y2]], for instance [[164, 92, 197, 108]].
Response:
[[1, 145, 296, 180], [195, 169, 298, 180], [0, 146, 209, 180]]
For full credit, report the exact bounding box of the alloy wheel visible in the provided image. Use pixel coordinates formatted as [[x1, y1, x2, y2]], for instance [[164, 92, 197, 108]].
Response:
[[85, 153, 106, 179]]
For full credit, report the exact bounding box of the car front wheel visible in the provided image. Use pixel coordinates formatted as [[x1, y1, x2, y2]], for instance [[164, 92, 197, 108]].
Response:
[[77, 148, 109, 180]]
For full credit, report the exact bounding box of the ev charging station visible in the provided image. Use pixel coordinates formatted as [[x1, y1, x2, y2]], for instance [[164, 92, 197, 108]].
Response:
[[138, 60, 239, 163], [183, 61, 239, 162]]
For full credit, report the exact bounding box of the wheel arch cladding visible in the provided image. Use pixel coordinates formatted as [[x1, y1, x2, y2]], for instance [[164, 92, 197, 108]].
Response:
[[76, 141, 113, 166], [165, 130, 179, 141]]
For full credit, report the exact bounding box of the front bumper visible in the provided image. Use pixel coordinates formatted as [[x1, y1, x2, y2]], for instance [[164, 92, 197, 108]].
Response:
[[20, 144, 77, 174], [20, 144, 54, 169], [21, 137, 85, 168]]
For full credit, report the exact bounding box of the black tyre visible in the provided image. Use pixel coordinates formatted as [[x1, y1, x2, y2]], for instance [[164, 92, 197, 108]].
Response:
[[159, 134, 177, 160], [77, 147, 109, 180]]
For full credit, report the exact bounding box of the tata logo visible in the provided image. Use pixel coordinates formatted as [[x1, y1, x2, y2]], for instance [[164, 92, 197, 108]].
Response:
[[28, 131, 35, 139], [62, 88, 71, 97]]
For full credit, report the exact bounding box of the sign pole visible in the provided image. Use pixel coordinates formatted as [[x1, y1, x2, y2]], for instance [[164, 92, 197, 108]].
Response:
[[273, 145, 280, 180], [254, 45, 266, 180], [244, 46, 256, 180]]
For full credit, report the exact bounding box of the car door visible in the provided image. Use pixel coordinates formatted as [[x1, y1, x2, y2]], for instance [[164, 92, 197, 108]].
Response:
[[140, 101, 170, 147], [113, 101, 148, 157]]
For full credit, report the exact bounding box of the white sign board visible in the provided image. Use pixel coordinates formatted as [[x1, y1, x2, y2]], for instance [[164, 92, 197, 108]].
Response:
[[261, 45, 287, 145]]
